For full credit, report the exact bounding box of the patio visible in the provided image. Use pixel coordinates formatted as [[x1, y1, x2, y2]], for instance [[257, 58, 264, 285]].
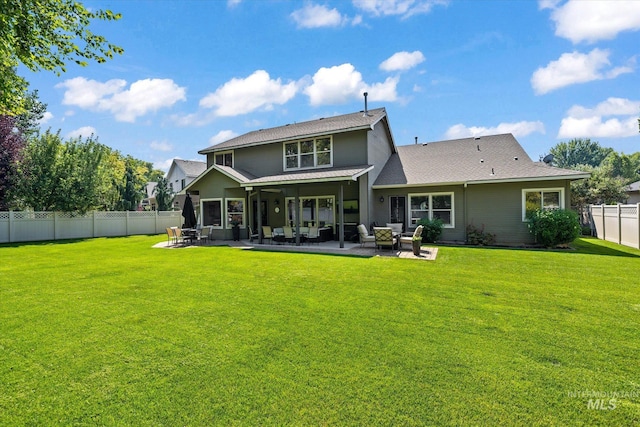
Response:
[[155, 237, 438, 260]]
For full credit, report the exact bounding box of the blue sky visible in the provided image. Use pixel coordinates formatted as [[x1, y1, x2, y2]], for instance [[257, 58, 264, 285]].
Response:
[[20, 0, 640, 171]]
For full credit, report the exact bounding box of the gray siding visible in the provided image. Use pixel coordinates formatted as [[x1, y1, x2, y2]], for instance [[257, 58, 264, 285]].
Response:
[[466, 180, 572, 245]]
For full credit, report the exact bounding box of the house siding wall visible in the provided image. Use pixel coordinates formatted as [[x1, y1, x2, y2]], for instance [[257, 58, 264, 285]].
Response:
[[466, 179, 572, 245]]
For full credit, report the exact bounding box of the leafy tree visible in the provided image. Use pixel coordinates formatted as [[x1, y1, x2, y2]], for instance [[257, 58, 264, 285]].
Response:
[[116, 157, 146, 211], [154, 176, 174, 211], [1, 0, 123, 115], [549, 138, 613, 169], [17, 130, 106, 213], [0, 115, 26, 210], [15, 90, 47, 138]]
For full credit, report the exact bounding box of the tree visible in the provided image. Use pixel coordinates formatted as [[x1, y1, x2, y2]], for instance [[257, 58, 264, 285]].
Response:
[[0, 0, 123, 115], [17, 130, 106, 213], [116, 157, 146, 211], [154, 176, 174, 211], [15, 90, 47, 138], [549, 138, 613, 169], [0, 115, 26, 210]]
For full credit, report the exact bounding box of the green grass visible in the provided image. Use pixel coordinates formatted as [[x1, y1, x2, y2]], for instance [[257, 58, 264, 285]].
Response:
[[1, 236, 639, 425]]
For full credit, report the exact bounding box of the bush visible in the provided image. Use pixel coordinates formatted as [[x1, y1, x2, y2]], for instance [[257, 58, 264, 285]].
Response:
[[527, 209, 581, 248], [417, 217, 443, 243], [466, 223, 496, 246]]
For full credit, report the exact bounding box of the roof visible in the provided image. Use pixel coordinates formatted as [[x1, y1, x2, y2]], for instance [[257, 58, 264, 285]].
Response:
[[373, 134, 590, 188], [199, 108, 389, 154], [184, 164, 372, 192], [627, 180, 640, 192], [168, 159, 207, 178]]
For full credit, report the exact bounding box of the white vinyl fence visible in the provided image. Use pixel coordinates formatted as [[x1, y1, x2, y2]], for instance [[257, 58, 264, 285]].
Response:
[[0, 211, 181, 244], [590, 204, 640, 250]]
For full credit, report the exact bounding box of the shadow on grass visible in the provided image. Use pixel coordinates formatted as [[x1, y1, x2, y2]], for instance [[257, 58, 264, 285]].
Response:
[[569, 237, 640, 258]]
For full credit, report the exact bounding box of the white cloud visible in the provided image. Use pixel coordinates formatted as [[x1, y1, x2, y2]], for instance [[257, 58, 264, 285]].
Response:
[[304, 63, 398, 106], [150, 140, 173, 152], [380, 50, 425, 72], [291, 3, 347, 28], [57, 77, 186, 122], [209, 130, 239, 145], [199, 70, 298, 117], [558, 97, 640, 138], [545, 0, 640, 44], [227, 0, 241, 7], [38, 111, 53, 125], [531, 49, 633, 95], [445, 121, 545, 139], [353, 0, 449, 19], [155, 158, 175, 172], [67, 126, 97, 139]]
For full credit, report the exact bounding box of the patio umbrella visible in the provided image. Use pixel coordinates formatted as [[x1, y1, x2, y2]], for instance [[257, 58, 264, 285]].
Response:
[[182, 193, 197, 229]]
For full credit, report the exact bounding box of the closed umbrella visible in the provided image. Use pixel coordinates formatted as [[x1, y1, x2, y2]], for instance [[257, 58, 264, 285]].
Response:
[[182, 193, 197, 229]]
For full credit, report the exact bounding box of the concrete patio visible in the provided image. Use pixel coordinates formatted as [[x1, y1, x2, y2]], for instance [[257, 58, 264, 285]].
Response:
[[154, 238, 438, 261]]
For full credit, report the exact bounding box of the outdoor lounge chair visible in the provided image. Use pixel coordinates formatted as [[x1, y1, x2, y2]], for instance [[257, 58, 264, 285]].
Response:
[[262, 226, 273, 244], [307, 226, 320, 244], [197, 226, 211, 245], [248, 226, 259, 242], [399, 225, 424, 250], [283, 226, 296, 244], [373, 227, 397, 251], [357, 224, 376, 247]]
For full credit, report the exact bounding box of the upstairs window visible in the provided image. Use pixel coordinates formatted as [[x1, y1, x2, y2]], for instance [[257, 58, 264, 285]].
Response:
[[215, 151, 233, 167], [284, 137, 332, 170]]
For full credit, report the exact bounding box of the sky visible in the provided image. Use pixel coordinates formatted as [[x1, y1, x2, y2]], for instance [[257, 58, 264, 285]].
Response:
[[20, 0, 640, 171]]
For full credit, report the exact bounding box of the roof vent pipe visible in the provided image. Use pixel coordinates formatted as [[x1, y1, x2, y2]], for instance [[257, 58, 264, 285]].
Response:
[[363, 92, 368, 116], [415, 136, 418, 145]]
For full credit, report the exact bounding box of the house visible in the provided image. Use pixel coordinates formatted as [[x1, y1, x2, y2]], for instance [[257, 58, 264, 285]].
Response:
[[166, 159, 207, 212], [626, 180, 640, 204], [140, 181, 157, 210], [184, 107, 589, 245]]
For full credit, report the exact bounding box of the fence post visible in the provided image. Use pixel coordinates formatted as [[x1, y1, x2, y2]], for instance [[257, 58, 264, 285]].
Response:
[[126, 211, 129, 236], [637, 203, 640, 250], [54, 211, 58, 241], [617, 204, 622, 245], [8, 210, 13, 243]]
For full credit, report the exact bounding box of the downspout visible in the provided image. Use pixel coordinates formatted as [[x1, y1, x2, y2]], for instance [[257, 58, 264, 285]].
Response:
[[463, 182, 468, 243], [339, 183, 345, 248]]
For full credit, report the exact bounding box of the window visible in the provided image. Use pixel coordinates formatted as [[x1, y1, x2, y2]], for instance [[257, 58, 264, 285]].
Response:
[[408, 193, 454, 227], [181, 178, 186, 190], [201, 199, 222, 228], [215, 152, 233, 167], [226, 198, 245, 228], [285, 196, 335, 227], [522, 188, 564, 220], [284, 136, 332, 170]]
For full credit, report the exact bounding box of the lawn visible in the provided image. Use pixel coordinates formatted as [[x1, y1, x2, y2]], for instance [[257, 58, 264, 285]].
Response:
[[1, 236, 639, 425]]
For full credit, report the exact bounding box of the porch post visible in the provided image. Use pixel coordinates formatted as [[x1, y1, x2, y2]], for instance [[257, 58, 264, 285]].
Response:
[[257, 189, 262, 244], [294, 188, 301, 246], [339, 183, 345, 248]]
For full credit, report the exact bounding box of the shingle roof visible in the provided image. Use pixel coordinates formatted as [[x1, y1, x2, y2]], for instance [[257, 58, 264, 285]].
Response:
[[373, 134, 589, 187], [248, 165, 373, 187], [628, 180, 640, 192], [199, 108, 388, 154], [174, 159, 206, 177]]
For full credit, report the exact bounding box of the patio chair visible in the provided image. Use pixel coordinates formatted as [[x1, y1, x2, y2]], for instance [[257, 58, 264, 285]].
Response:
[[166, 227, 176, 245], [262, 225, 273, 244], [248, 226, 259, 242], [386, 222, 404, 235], [283, 226, 295, 244], [357, 224, 376, 248], [399, 225, 424, 250], [373, 227, 397, 251], [197, 226, 211, 245], [307, 226, 320, 245]]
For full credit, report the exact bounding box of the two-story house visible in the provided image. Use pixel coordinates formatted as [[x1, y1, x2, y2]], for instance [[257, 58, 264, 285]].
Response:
[[166, 158, 207, 212], [185, 107, 588, 245]]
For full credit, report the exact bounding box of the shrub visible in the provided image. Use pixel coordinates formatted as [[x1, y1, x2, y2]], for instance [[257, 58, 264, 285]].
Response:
[[527, 209, 580, 248], [417, 217, 443, 243], [466, 224, 496, 246]]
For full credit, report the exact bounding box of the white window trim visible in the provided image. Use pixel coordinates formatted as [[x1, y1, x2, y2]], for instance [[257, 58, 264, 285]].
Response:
[[214, 151, 234, 168], [408, 192, 455, 228], [283, 136, 333, 171], [225, 197, 246, 229], [285, 195, 335, 228], [200, 198, 223, 229], [521, 187, 565, 221]]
